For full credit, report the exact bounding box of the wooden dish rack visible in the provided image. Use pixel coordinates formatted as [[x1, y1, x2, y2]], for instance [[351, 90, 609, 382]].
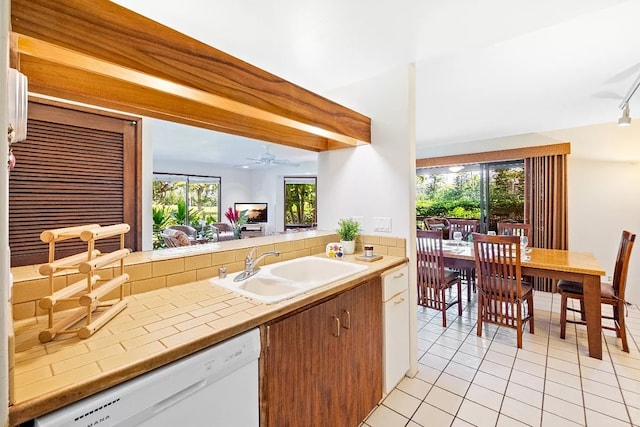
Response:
[[37, 223, 131, 343]]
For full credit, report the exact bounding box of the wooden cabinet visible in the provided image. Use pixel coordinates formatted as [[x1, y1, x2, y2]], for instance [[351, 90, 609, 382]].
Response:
[[260, 277, 382, 427]]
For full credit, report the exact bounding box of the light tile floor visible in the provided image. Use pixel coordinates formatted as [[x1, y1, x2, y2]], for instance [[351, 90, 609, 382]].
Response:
[[362, 287, 640, 427]]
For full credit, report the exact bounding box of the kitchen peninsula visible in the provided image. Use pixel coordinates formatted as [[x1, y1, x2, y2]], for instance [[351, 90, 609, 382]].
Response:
[[9, 230, 408, 425]]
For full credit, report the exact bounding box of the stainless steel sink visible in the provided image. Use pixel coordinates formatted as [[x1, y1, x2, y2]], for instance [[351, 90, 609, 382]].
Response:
[[210, 256, 368, 304]]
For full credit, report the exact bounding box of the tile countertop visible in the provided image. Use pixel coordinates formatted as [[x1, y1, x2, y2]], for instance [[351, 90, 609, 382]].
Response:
[[8, 254, 407, 426]]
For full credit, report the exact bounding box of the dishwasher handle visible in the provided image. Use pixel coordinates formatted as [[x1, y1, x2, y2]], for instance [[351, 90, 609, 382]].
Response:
[[148, 378, 207, 416]]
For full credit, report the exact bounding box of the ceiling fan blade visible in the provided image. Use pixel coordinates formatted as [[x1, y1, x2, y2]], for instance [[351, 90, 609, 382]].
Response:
[[233, 161, 263, 168], [271, 159, 300, 167], [592, 90, 622, 100]]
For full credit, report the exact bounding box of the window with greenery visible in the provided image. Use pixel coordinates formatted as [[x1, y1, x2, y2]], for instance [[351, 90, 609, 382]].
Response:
[[284, 177, 317, 229], [417, 161, 524, 232], [152, 173, 221, 248]]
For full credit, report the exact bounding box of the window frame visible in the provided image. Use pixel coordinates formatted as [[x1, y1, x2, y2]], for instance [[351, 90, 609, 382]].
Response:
[[283, 176, 317, 230]]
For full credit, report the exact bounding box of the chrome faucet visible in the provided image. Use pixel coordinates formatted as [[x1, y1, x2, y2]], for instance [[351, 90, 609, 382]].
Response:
[[234, 246, 280, 282]]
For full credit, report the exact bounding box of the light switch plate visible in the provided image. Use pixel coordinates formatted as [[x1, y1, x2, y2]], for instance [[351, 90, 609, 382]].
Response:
[[373, 216, 392, 232]]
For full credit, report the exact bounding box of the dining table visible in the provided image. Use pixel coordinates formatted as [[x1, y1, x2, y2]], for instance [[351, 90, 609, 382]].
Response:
[[439, 240, 606, 359]]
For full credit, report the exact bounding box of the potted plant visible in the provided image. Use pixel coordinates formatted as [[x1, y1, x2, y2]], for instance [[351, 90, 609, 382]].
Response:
[[336, 218, 360, 254]]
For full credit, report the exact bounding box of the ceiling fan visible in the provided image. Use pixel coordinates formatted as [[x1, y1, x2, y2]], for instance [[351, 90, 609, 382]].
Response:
[[234, 145, 300, 168]]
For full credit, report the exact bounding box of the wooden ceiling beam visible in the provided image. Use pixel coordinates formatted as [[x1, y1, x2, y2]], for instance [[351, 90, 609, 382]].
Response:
[[10, 0, 371, 150], [16, 51, 339, 152]]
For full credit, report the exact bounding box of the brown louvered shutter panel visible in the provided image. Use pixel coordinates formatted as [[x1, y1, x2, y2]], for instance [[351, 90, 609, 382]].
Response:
[[9, 99, 141, 267]]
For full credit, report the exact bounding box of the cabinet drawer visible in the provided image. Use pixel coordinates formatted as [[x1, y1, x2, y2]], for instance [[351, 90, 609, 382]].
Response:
[[382, 263, 408, 300]]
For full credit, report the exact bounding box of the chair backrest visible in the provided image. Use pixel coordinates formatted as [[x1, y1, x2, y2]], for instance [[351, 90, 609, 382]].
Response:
[[449, 219, 479, 240], [416, 230, 451, 308], [472, 232, 524, 300], [423, 217, 450, 230], [612, 230, 636, 299], [211, 222, 232, 232], [167, 225, 197, 239], [497, 222, 532, 241], [416, 230, 448, 286], [161, 228, 191, 247]]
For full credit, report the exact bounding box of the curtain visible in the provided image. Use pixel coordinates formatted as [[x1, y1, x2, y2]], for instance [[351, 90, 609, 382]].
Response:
[[525, 154, 568, 291]]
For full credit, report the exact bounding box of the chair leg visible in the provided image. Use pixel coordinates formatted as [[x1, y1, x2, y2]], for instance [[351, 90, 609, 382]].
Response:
[[559, 292, 567, 340], [457, 279, 462, 316], [476, 294, 483, 338], [617, 302, 629, 353], [528, 294, 534, 334], [441, 288, 447, 328]]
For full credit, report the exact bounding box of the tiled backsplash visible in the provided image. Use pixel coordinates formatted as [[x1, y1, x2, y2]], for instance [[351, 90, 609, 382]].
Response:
[[10, 231, 407, 320]]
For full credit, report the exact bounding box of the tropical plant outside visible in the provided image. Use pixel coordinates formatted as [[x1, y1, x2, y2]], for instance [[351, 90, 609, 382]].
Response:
[[417, 164, 524, 230], [152, 175, 220, 248], [285, 182, 316, 226]]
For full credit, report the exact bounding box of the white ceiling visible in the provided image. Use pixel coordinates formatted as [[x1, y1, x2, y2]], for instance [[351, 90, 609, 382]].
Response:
[[113, 0, 640, 166]]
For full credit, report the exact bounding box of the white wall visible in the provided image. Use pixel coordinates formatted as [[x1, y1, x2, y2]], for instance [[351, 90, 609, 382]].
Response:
[[568, 158, 640, 303], [318, 64, 418, 373], [1, 1, 10, 424]]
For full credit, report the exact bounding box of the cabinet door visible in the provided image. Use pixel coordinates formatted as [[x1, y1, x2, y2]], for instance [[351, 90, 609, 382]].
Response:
[[262, 297, 340, 427], [261, 278, 382, 427], [339, 277, 382, 426]]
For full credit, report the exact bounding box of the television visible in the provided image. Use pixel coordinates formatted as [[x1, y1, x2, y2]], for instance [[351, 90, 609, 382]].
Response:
[[234, 202, 268, 224]]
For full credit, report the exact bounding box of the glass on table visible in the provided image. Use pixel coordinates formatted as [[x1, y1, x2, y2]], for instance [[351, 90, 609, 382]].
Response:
[[520, 235, 529, 251], [452, 231, 463, 246], [487, 231, 496, 236]]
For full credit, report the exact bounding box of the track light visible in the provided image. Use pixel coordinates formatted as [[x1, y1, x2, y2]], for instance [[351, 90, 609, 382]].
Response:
[[618, 71, 640, 126], [618, 104, 631, 127]]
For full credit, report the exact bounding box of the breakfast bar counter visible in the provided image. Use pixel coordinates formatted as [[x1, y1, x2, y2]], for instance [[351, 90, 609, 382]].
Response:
[[8, 252, 407, 426]]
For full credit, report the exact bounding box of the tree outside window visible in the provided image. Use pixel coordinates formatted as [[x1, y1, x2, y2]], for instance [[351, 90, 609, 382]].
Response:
[[416, 161, 524, 231], [284, 177, 317, 229]]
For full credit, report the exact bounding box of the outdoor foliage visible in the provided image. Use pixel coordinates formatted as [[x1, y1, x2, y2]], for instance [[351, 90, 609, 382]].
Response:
[[173, 200, 201, 225], [416, 166, 524, 225], [152, 177, 220, 248], [152, 205, 176, 249], [285, 183, 316, 225]]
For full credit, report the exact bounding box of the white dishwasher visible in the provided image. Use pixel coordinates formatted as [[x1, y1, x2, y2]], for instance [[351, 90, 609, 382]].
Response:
[[33, 328, 260, 427], [381, 263, 410, 395]]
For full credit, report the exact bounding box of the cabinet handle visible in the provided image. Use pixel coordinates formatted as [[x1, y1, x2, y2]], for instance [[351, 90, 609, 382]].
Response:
[[333, 316, 340, 337], [394, 297, 405, 305], [393, 272, 405, 279], [342, 309, 351, 329]]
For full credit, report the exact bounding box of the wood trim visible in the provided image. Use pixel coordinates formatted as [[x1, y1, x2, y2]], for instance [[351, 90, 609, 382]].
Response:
[[18, 55, 334, 152], [10, 0, 371, 150], [416, 143, 571, 169]]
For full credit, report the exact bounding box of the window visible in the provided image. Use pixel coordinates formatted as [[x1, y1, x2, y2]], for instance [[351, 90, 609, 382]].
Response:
[[152, 173, 221, 248], [284, 177, 317, 229], [417, 161, 524, 232]]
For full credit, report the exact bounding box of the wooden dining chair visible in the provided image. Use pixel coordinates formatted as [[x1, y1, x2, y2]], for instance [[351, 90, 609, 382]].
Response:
[[449, 219, 479, 240], [423, 217, 450, 239], [497, 222, 532, 241], [558, 230, 636, 352], [416, 230, 462, 327], [497, 222, 534, 284], [472, 233, 534, 348], [449, 219, 480, 291]]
